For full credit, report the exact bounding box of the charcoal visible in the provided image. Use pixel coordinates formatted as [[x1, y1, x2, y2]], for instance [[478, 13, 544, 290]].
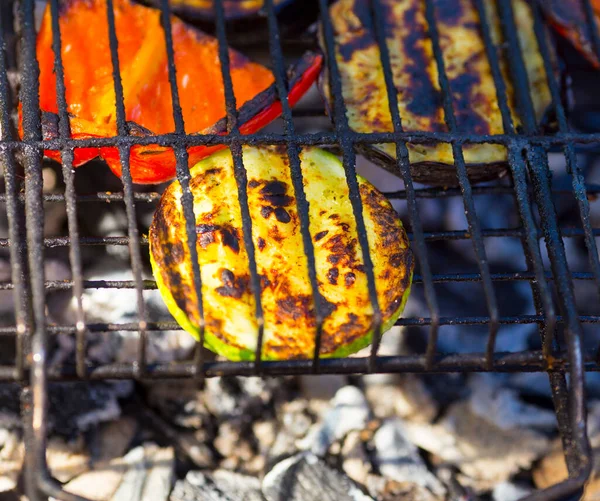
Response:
[[47, 382, 121, 438], [469, 375, 556, 431], [253, 420, 277, 455], [402, 399, 550, 492], [262, 452, 373, 501], [365, 478, 444, 501], [93, 417, 138, 465], [341, 430, 371, 486], [372, 419, 445, 498], [534, 401, 600, 497], [0, 385, 21, 429], [55, 419, 139, 501], [299, 374, 347, 403], [215, 421, 257, 473], [47, 436, 90, 483], [170, 470, 264, 501], [492, 482, 533, 501], [299, 386, 371, 456], [53, 266, 195, 366], [364, 376, 438, 422], [146, 381, 213, 434], [203, 376, 278, 424], [0, 429, 23, 493], [111, 444, 174, 501], [268, 400, 315, 463]]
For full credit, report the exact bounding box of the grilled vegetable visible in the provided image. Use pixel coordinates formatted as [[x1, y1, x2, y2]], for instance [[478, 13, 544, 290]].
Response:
[[536, 0, 600, 68], [146, 0, 289, 21], [319, 0, 553, 186], [139, 0, 319, 45], [149, 146, 413, 361], [22, 0, 322, 184]]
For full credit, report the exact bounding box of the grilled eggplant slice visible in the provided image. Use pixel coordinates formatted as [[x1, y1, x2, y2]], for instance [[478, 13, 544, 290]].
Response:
[[536, 0, 600, 68], [319, 0, 553, 186], [149, 146, 413, 361], [21, 0, 322, 184]]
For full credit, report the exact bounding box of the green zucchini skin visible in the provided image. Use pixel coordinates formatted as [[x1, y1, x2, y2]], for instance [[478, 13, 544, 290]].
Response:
[[150, 146, 413, 361]]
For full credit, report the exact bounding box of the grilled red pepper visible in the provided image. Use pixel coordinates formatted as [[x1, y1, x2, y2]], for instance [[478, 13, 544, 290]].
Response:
[[21, 0, 322, 184], [537, 0, 600, 68]]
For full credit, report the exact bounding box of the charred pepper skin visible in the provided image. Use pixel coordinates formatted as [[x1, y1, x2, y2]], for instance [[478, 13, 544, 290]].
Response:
[[536, 0, 600, 69], [319, 0, 554, 186], [21, 0, 322, 184], [149, 146, 413, 361]]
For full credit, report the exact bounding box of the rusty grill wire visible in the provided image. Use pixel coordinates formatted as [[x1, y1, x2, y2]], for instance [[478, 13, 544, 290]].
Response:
[[0, 0, 599, 499]]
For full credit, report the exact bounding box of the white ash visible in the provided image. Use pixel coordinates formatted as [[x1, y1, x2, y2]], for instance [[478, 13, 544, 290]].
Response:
[[298, 386, 371, 457], [146, 381, 213, 432], [468, 374, 556, 431], [253, 420, 277, 455], [365, 478, 445, 501], [365, 376, 438, 422], [341, 430, 371, 486], [268, 400, 315, 462], [263, 452, 374, 501], [171, 470, 264, 501], [203, 376, 278, 423], [111, 444, 174, 501], [0, 430, 24, 493], [402, 399, 550, 492], [51, 418, 138, 501], [372, 419, 446, 498], [534, 400, 600, 495], [53, 266, 195, 366], [215, 422, 257, 472], [492, 481, 534, 501], [47, 436, 90, 483]]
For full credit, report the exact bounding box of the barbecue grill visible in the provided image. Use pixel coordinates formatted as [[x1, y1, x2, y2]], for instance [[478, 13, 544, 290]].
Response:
[[0, 0, 599, 499]]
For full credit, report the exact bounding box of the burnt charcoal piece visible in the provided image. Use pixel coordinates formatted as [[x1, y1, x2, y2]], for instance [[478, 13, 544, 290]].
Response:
[[263, 452, 374, 501], [171, 470, 264, 501]]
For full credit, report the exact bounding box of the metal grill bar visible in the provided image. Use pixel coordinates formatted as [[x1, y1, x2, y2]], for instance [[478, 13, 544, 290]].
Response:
[[48, 0, 88, 379], [13, 128, 600, 149], [3, 0, 600, 499], [263, 0, 326, 370], [472, 0, 556, 361], [212, 0, 266, 370], [0, 4, 28, 382], [0, 270, 598, 292], [157, 0, 207, 383], [1, 182, 598, 203], [5, 350, 600, 382], [318, 0, 384, 371], [0, 312, 596, 341], [496, 0, 592, 495], [424, 0, 499, 368], [368, 0, 440, 369], [1, 225, 597, 249], [105, 0, 149, 378]]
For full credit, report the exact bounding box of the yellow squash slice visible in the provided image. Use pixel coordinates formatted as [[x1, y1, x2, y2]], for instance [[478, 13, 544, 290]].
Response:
[[149, 147, 413, 361], [320, 0, 554, 186]]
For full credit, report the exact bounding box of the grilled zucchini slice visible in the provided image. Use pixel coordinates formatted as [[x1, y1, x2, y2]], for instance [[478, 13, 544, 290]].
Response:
[[319, 0, 554, 186], [149, 146, 413, 361]]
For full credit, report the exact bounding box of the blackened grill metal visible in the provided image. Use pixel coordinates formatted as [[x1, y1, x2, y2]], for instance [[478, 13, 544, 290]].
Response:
[[0, 0, 598, 500]]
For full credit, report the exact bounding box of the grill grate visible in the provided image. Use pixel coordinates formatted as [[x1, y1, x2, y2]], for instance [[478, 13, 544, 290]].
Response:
[[0, 0, 599, 499]]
